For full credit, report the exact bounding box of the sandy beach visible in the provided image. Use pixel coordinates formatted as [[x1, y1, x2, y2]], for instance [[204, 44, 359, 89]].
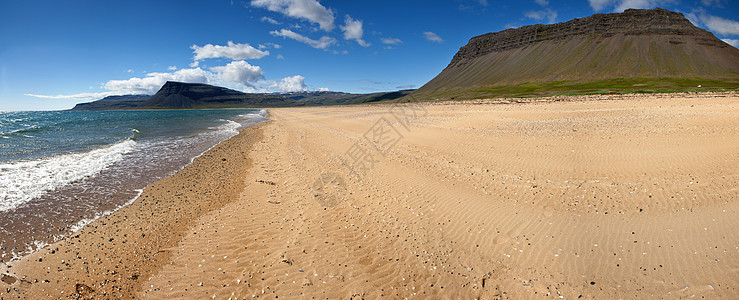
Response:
[[2, 92, 738, 298]]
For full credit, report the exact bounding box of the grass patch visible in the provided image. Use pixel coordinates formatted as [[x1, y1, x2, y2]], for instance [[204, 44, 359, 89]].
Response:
[[558, 87, 739, 97], [463, 77, 739, 99]]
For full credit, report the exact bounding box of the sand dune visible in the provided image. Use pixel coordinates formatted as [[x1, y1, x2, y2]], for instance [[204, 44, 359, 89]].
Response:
[[2, 93, 737, 299]]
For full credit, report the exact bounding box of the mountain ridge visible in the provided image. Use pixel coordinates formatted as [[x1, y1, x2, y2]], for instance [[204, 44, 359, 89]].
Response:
[[71, 95, 151, 110], [447, 8, 712, 69], [412, 8, 739, 100], [71, 82, 414, 110]]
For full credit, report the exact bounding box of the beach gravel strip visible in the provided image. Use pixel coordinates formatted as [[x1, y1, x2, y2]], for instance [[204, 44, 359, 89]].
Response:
[[0, 122, 267, 299]]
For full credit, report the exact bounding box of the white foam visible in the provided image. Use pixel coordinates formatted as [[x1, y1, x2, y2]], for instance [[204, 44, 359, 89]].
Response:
[[0, 139, 136, 212], [69, 189, 144, 233], [220, 119, 242, 133], [237, 111, 270, 127], [0, 125, 36, 137]]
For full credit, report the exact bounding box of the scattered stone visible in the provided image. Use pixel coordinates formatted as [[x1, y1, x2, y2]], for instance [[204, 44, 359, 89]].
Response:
[[75, 283, 94, 297], [1, 274, 17, 285]]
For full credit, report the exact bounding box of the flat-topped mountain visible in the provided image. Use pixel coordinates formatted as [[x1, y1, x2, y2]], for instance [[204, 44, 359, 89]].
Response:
[[413, 8, 739, 100], [141, 81, 283, 108], [72, 82, 413, 110], [71, 94, 150, 110]]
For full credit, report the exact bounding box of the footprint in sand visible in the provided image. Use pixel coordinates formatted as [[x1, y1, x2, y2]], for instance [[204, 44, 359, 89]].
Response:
[[312, 173, 347, 208]]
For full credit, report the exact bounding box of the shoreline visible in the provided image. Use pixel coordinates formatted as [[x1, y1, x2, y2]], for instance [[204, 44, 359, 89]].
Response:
[[1, 121, 267, 298], [2, 92, 737, 298], [0, 110, 265, 263]]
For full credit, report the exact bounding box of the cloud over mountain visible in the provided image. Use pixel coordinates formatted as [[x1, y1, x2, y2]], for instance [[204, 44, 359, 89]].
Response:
[[270, 75, 308, 92], [525, 9, 558, 24], [103, 68, 210, 95], [191, 41, 270, 62], [211, 61, 265, 88], [700, 13, 739, 36], [588, 0, 677, 12]]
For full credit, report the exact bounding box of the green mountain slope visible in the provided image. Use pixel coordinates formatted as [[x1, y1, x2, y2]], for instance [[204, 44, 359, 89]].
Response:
[[412, 8, 739, 100]]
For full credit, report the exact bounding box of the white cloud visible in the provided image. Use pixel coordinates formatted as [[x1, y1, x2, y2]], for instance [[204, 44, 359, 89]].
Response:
[[340, 16, 370, 47], [103, 68, 210, 95], [261, 16, 281, 25], [684, 11, 700, 26], [27, 67, 321, 100], [270, 75, 308, 92], [689, 11, 739, 37], [192, 41, 269, 62], [26, 37, 327, 101], [535, 0, 549, 6], [423, 31, 443, 43], [701, 14, 739, 36], [211, 61, 265, 88], [701, 0, 725, 7], [24, 91, 118, 101], [381, 37, 403, 45], [28, 67, 215, 100], [270, 29, 336, 49], [588, 0, 613, 11], [479, 0, 489, 6], [722, 38, 739, 47], [259, 42, 282, 49], [251, 0, 335, 31], [588, 0, 677, 12], [276, 54, 285, 59], [614, 0, 672, 12], [525, 9, 558, 24], [126, 69, 134, 73]]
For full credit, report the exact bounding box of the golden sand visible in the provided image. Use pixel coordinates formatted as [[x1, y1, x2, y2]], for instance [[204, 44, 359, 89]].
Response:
[[2, 93, 738, 298]]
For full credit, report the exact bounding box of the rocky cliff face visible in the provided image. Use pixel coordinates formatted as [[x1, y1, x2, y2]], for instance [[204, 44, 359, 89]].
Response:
[[448, 8, 714, 69]]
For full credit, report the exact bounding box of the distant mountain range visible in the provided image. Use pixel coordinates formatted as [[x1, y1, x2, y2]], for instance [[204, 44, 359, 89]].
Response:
[[71, 94, 151, 110], [73, 8, 739, 109], [413, 8, 739, 100], [71, 82, 414, 110]]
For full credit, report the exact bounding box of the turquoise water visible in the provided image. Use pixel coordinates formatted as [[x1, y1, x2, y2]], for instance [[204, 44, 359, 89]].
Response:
[[0, 109, 267, 261], [1, 110, 262, 163]]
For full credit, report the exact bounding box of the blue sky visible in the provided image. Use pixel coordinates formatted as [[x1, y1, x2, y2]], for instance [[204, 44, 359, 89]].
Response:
[[1, 0, 738, 111]]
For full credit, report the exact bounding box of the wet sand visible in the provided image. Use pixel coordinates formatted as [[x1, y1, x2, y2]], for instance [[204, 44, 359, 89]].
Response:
[[2, 93, 738, 298], [0, 123, 265, 298]]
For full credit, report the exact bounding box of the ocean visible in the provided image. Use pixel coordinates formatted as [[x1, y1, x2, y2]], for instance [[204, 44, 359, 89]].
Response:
[[0, 109, 268, 262]]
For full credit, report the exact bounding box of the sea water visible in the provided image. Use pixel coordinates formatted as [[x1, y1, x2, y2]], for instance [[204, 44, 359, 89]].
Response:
[[0, 109, 268, 261]]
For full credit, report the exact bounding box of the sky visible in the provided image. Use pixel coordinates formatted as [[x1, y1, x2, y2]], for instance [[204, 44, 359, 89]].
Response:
[[1, 0, 738, 111]]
